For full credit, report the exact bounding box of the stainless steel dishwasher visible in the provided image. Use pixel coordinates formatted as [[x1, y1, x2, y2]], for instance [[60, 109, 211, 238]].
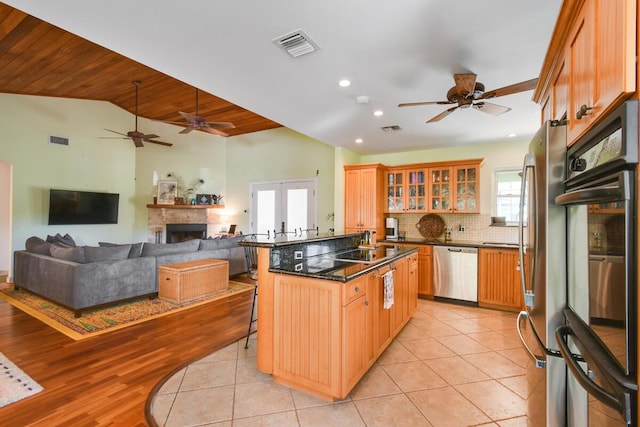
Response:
[[433, 246, 478, 302]]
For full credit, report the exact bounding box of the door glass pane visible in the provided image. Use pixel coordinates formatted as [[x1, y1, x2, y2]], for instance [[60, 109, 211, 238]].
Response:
[[256, 190, 275, 235], [287, 189, 307, 232], [442, 170, 450, 182], [457, 168, 466, 182], [468, 168, 476, 181]]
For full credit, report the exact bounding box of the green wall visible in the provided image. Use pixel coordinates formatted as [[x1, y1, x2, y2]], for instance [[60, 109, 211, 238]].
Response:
[[0, 93, 336, 267]]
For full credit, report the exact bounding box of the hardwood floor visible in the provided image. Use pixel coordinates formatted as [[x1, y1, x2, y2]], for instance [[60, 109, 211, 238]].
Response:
[[0, 281, 255, 426]]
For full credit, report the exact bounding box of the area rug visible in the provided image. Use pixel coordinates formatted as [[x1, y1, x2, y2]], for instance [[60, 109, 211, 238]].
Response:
[[0, 352, 43, 408], [0, 281, 254, 340]]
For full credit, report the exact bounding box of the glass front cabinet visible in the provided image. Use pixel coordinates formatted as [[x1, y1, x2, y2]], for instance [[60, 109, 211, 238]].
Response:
[[428, 163, 480, 213], [385, 168, 427, 213]]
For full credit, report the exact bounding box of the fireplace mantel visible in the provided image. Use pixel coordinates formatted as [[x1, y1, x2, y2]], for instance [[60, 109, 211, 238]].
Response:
[[147, 204, 226, 243], [146, 204, 223, 209]]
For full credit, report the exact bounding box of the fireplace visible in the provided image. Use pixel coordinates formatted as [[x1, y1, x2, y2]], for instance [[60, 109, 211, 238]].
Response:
[[165, 223, 207, 243]]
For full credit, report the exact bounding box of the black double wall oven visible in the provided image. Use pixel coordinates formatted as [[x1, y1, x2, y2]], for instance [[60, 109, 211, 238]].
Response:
[[555, 100, 638, 425]]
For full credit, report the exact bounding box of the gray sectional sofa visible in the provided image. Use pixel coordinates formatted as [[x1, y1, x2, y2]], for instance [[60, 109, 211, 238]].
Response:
[[13, 235, 247, 316]]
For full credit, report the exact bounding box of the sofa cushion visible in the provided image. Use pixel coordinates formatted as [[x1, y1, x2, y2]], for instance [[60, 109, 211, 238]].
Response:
[[98, 242, 143, 258], [199, 236, 242, 251], [46, 233, 76, 246], [141, 239, 200, 257], [50, 243, 85, 263], [25, 236, 53, 255], [84, 245, 132, 263]]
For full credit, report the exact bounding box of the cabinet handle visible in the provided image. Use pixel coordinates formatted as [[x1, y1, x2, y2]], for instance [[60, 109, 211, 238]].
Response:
[[576, 104, 592, 120], [355, 286, 360, 292], [365, 301, 369, 306]]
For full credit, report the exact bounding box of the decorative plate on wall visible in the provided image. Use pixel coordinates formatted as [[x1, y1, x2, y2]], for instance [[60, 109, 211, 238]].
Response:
[[416, 214, 445, 239]]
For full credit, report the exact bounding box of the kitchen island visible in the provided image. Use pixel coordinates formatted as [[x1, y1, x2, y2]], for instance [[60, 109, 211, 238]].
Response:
[[239, 233, 418, 401]]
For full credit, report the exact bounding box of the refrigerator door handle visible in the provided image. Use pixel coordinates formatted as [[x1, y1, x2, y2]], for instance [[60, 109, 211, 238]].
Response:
[[518, 154, 536, 308], [516, 311, 546, 368]]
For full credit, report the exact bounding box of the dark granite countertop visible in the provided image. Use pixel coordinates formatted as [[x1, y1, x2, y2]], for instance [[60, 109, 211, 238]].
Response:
[[238, 232, 361, 248], [379, 238, 519, 249], [269, 244, 418, 282]]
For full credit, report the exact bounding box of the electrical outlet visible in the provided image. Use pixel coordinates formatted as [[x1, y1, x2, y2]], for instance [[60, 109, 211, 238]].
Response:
[[294, 250, 303, 259], [458, 224, 465, 232]]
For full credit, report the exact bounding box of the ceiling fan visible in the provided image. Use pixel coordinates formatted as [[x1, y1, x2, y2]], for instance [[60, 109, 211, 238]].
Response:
[[101, 81, 172, 147], [159, 89, 235, 137], [398, 73, 538, 123]]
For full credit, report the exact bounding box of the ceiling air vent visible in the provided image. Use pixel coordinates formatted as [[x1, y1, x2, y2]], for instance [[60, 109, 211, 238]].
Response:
[[272, 29, 320, 58], [49, 134, 69, 146], [381, 125, 403, 133]]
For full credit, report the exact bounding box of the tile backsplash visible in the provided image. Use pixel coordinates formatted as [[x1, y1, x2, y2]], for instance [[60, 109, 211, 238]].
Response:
[[391, 213, 518, 244]]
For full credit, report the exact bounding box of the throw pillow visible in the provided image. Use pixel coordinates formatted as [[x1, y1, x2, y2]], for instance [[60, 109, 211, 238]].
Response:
[[46, 233, 76, 246], [49, 243, 85, 263], [98, 242, 143, 258], [25, 236, 52, 255], [141, 239, 200, 257], [84, 245, 132, 263]]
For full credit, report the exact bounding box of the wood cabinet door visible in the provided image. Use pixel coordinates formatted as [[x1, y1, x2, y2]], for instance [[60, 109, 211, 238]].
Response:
[[385, 169, 405, 212], [452, 164, 479, 213], [552, 56, 569, 122], [418, 245, 433, 297], [428, 166, 452, 212], [272, 275, 341, 396], [568, 0, 595, 143], [405, 168, 428, 212], [344, 169, 362, 229], [478, 248, 523, 311], [359, 168, 379, 229], [368, 268, 392, 356], [391, 258, 408, 335], [407, 253, 419, 316], [593, 0, 636, 121], [342, 295, 369, 393]]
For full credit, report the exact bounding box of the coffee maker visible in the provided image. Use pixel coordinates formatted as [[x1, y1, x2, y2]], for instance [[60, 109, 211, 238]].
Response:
[[385, 218, 399, 240]]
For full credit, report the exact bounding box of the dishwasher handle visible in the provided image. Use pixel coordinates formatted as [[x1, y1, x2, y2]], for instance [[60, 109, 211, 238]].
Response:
[[447, 248, 462, 252]]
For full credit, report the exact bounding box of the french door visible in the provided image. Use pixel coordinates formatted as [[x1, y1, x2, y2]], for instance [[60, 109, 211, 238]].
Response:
[[250, 179, 317, 236]]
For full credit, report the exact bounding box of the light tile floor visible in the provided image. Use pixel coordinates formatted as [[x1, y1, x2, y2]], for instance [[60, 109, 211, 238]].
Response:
[[152, 299, 530, 427]]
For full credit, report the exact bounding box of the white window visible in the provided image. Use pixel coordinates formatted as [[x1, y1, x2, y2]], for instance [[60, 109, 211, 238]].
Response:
[[494, 168, 522, 225]]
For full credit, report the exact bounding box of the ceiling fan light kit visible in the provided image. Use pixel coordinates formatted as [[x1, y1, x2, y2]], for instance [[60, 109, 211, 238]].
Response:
[[398, 73, 538, 123]]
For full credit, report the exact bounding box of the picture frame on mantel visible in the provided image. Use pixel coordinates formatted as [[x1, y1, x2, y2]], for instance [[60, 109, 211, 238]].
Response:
[[157, 180, 178, 205]]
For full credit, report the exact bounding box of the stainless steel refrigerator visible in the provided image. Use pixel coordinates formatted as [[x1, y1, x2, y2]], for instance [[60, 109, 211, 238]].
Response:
[[517, 120, 567, 426]]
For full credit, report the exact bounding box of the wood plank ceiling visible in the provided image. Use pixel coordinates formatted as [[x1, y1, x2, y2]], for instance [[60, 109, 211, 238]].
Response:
[[0, 4, 282, 137]]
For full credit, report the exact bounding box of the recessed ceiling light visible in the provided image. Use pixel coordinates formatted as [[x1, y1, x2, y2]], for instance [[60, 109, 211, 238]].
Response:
[[508, 133, 517, 138], [338, 79, 351, 87], [356, 96, 370, 104], [355, 138, 363, 144], [373, 110, 383, 117]]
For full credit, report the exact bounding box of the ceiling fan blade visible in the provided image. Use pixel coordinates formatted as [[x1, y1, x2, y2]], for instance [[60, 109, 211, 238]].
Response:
[[426, 106, 459, 123], [144, 139, 173, 147], [132, 137, 144, 148], [141, 133, 160, 139], [103, 128, 129, 137], [481, 78, 538, 99], [453, 73, 477, 97], [179, 126, 194, 134], [205, 121, 235, 129], [473, 101, 511, 116], [179, 111, 195, 121], [202, 127, 229, 137], [398, 100, 453, 107]]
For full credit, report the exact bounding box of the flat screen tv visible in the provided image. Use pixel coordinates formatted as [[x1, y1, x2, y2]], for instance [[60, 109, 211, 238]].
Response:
[[48, 189, 119, 225]]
